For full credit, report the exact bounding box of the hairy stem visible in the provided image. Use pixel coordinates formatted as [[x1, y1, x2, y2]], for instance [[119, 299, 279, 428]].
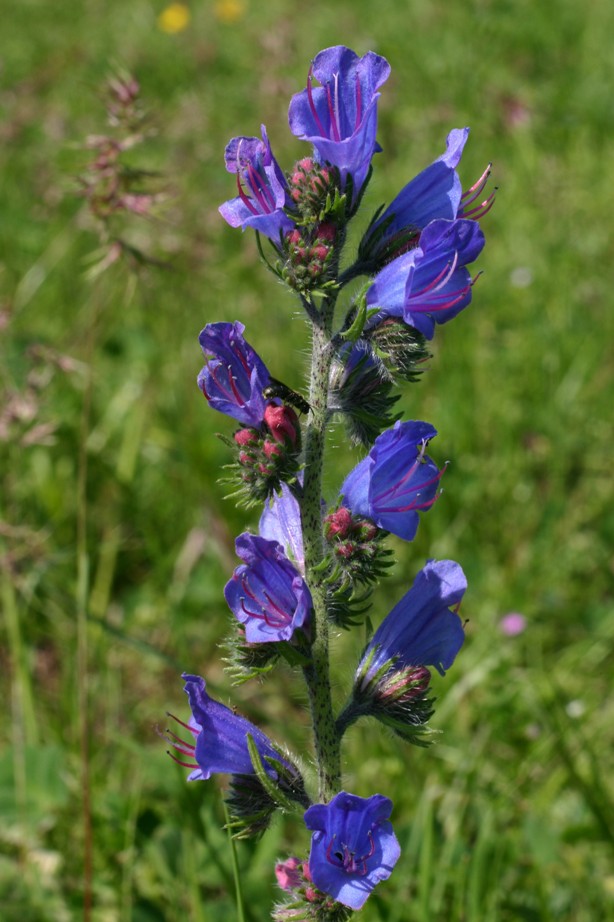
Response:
[[301, 303, 340, 802]]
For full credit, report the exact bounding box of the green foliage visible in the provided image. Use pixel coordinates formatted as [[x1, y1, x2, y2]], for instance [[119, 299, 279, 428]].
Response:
[[1, 0, 614, 919]]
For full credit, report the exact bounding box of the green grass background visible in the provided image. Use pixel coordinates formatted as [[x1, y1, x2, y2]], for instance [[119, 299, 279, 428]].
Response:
[[1, 0, 613, 919]]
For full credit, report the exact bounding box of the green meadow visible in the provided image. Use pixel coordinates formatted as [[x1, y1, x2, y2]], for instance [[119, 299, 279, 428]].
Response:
[[1, 0, 613, 918]]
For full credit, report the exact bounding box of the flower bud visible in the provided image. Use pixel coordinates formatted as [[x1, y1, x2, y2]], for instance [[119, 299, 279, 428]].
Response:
[[264, 404, 301, 447], [275, 857, 303, 891], [234, 427, 259, 447]]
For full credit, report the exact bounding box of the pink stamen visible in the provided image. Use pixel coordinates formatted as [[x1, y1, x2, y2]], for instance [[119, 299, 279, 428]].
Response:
[[307, 67, 327, 138], [461, 163, 492, 203], [354, 73, 362, 132], [246, 163, 275, 213], [374, 441, 428, 502], [462, 189, 496, 220], [167, 751, 199, 769], [236, 173, 259, 216], [166, 711, 200, 735]]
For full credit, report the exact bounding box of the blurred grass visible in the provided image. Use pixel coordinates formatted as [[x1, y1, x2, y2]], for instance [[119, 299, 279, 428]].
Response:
[[1, 0, 613, 919]]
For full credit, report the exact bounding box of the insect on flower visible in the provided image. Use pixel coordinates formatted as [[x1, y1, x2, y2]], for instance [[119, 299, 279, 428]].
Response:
[[262, 376, 311, 414]]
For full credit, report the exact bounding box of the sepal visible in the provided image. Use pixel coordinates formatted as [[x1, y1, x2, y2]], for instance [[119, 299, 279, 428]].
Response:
[[225, 739, 310, 839], [219, 412, 302, 508], [325, 579, 373, 630], [324, 505, 394, 588], [328, 340, 402, 447], [344, 649, 436, 747], [273, 858, 353, 922], [364, 317, 431, 382], [286, 158, 346, 227], [222, 617, 312, 685], [357, 205, 421, 274]]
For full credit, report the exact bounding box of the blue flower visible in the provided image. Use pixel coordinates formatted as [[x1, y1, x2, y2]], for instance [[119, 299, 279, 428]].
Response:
[[365, 128, 469, 258], [288, 45, 391, 205], [224, 533, 312, 643], [304, 791, 401, 910], [218, 126, 295, 243], [197, 321, 271, 427], [366, 218, 486, 340], [167, 674, 291, 780], [340, 420, 444, 541], [357, 559, 467, 685], [259, 482, 304, 572]]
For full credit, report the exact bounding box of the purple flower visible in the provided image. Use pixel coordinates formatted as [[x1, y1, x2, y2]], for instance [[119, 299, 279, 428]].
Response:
[[167, 674, 291, 780], [224, 533, 312, 643], [259, 482, 304, 572], [218, 125, 294, 243], [367, 218, 485, 340], [197, 321, 271, 427], [358, 559, 466, 685], [367, 128, 469, 254], [288, 45, 391, 204], [304, 791, 400, 910], [340, 420, 444, 541]]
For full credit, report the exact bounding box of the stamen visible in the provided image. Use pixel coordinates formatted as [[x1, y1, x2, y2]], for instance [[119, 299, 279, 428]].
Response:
[[306, 67, 327, 137], [461, 163, 492, 203], [236, 173, 259, 216], [246, 163, 275, 213], [462, 188, 497, 220], [167, 750, 200, 769], [325, 81, 341, 142], [354, 72, 362, 132], [166, 711, 199, 735]]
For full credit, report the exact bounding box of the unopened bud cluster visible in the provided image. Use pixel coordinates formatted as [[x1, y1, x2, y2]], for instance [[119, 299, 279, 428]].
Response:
[[233, 403, 301, 501]]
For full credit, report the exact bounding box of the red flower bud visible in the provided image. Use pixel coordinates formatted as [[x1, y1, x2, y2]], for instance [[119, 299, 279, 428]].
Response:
[[275, 857, 303, 891], [264, 404, 300, 446], [324, 506, 353, 538], [234, 427, 259, 447], [263, 440, 282, 459], [316, 221, 336, 242]]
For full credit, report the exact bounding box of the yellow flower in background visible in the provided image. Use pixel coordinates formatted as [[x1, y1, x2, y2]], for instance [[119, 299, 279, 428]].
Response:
[[214, 0, 247, 23], [158, 3, 191, 34]]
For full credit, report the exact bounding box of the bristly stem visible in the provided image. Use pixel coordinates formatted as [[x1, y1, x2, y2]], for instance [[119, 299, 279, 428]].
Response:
[[300, 296, 341, 802]]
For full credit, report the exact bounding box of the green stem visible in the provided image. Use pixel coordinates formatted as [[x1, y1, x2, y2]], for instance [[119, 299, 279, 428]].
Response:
[[301, 302, 341, 802]]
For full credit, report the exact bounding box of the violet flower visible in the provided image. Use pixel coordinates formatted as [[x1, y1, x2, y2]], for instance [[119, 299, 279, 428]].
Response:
[[288, 45, 391, 205], [167, 674, 291, 780], [357, 559, 467, 685], [259, 482, 304, 572], [224, 534, 312, 643], [366, 218, 485, 340], [218, 126, 294, 243], [304, 791, 401, 910], [340, 420, 444, 541], [197, 321, 271, 427], [364, 128, 469, 260]]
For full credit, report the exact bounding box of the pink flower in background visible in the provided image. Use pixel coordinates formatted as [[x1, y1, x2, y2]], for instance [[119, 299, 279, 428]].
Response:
[[499, 613, 526, 636]]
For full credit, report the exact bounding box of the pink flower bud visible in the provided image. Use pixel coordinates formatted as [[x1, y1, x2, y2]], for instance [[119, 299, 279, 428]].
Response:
[[324, 507, 354, 538], [312, 245, 329, 262], [264, 404, 300, 446], [275, 857, 303, 891], [316, 222, 336, 242], [234, 427, 259, 447], [263, 440, 282, 459]]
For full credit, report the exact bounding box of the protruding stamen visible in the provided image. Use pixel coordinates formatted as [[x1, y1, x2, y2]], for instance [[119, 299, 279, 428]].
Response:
[[461, 163, 492, 203]]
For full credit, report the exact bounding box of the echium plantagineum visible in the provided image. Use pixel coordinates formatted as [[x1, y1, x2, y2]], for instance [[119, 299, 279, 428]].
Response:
[[166, 44, 492, 921]]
